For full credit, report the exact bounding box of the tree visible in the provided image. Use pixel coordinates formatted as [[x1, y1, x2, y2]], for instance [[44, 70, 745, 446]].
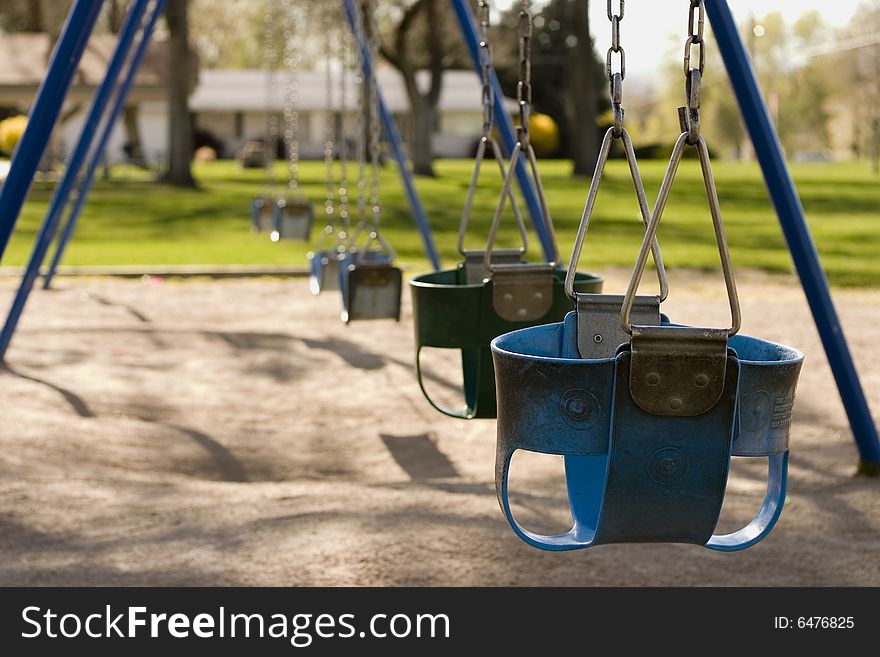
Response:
[[378, 0, 445, 176], [493, 0, 605, 165], [841, 2, 880, 170], [105, 0, 147, 168], [567, 0, 599, 175], [163, 0, 196, 186]]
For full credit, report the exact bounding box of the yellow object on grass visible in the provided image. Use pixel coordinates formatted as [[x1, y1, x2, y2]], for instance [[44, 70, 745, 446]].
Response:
[[0, 115, 27, 155]]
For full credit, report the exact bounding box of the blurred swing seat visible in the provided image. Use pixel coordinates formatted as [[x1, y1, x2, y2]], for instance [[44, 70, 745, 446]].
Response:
[[339, 248, 402, 323], [251, 196, 313, 241]]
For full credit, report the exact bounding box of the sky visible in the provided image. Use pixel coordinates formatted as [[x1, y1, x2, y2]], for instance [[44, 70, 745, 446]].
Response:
[[497, 0, 866, 76]]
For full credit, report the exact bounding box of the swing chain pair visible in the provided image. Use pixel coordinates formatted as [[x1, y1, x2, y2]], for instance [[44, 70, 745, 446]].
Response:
[[564, 0, 667, 304], [605, 0, 625, 136], [516, 0, 532, 144], [457, 0, 529, 262]]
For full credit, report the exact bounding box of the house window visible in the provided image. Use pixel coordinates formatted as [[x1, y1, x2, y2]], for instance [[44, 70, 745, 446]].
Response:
[[234, 112, 244, 138]]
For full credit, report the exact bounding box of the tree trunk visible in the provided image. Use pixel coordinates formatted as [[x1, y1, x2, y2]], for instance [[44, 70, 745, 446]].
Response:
[[378, 0, 442, 178], [124, 105, 147, 167], [28, 0, 44, 32], [567, 0, 599, 176], [163, 0, 196, 187], [410, 98, 435, 175]]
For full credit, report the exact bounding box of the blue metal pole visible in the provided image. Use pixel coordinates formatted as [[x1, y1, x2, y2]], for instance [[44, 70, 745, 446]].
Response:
[[449, 0, 556, 264], [341, 0, 442, 271], [43, 0, 167, 290], [706, 0, 880, 468], [0, 0, 104, 263], [0, 0, 150, 361]]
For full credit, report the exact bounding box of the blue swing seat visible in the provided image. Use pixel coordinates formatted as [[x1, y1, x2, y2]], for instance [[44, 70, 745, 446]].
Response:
[[491, 311, 803, 552]]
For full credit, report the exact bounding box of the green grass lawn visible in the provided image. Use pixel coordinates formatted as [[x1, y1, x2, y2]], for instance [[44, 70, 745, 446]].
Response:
[[3, 158, 879, 286]]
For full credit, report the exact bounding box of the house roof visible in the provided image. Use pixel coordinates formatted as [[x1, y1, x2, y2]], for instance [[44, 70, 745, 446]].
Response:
[[0, 33, 174, 105], [189, 66, 518, 114]]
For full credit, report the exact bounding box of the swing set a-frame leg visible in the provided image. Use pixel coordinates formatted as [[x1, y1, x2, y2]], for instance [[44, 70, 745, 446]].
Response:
[[706, 0, 880, 475]]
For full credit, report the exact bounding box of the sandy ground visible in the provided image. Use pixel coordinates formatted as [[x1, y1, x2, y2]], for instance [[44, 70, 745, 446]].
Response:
[[0, 269, 878, 586]]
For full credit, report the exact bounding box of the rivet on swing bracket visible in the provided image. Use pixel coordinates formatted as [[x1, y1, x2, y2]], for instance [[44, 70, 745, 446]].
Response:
[[629, 325, 728, 417], [576, 293, 659, 359], [491, 263, 555, 322]]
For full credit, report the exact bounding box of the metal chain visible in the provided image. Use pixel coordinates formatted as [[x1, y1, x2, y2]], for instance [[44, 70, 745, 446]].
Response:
[[683, 0, 705, 76], [263, 1, 280, 192], [516, 0, 532, 143], [282, 0, 300, 191], [337, 13, 350, 245], [606, 0, 625, 135], [366, 0, 382, 233], [681, 0, 704, 143], [323, 11, 336, 224], [353, 1, 367, 247], [478, 0, 494, 137]]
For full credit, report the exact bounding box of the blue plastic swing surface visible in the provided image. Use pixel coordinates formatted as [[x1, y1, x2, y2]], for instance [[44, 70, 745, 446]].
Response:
[[490, 311, 803, 552]]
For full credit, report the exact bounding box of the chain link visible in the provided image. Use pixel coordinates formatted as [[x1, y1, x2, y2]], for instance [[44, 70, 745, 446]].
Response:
[[324, 9, 336, 221], [263, 1, 280, 192], [680, 0, 704, 143], [353, 2, 367, 245], [605, 0, 626, 135], [516, 0, 532, 141], [478, 0, 494, 136], [337, 14, 350, 243], [604, 0, 625, 82], [366, 0, 382, 233], [281, 0, 300, 191], [683, 0, 705, 76]]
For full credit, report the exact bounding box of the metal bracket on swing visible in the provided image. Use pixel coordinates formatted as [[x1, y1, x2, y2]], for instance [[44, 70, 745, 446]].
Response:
[[576, 293, 659, 359], [491, 262, 554, 322]]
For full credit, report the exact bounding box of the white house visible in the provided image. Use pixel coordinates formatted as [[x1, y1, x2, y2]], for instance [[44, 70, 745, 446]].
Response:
[[190, 66, 514, 160], [0, 31, 513, 164]]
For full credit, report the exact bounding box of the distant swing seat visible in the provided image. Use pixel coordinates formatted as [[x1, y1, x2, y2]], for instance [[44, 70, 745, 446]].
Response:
[[491, 307, 803, 552], [339, 249, 402, 323], [410, 258, 602, 419], [308, 248, 342, 295], [251, 196, 276, 233], [274, 196, 313, 241]]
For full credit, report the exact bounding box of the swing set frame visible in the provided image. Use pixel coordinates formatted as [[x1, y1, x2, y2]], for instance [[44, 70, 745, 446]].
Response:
[[0, 0, 876, 471]]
